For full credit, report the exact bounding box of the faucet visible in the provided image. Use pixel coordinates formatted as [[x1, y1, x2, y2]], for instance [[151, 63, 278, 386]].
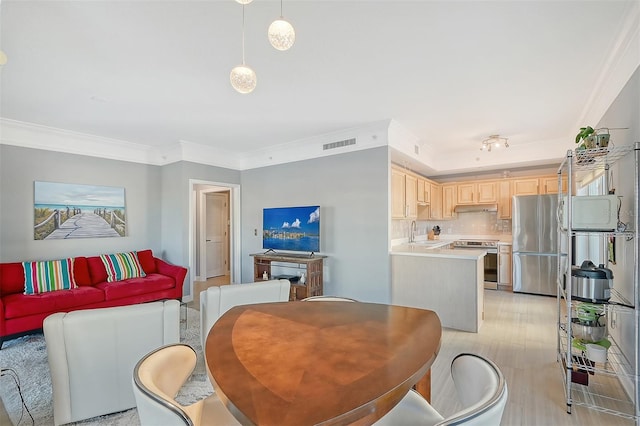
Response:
[[410, 220, 416, 243]]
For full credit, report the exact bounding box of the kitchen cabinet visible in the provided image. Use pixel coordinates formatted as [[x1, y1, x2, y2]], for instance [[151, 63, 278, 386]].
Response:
[[556, 143, 639, 422], [442, 184, 456, 219], [497, 180, 512, 219], [456, 181, 498, 204], [497, 244, 512, 291], [391, 167, 418, 219], [391, 168, 406, 219], [405, 174, 418, 218], [540, 175, 568, 194], [417, 178, 431, 204], [512, 178, 539, 196], [429, 183, 442, 220]]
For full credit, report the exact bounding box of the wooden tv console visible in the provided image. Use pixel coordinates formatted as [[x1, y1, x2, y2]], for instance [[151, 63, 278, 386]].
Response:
[[251, 253, 326, 301]]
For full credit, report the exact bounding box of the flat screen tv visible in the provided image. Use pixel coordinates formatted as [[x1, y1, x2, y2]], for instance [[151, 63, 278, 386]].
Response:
[[263, 205, 320, 254]]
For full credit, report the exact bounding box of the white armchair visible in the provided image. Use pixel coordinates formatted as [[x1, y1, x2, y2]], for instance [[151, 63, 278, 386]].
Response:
[[200, 279, 291, 349], [43, 300, 180, 425]]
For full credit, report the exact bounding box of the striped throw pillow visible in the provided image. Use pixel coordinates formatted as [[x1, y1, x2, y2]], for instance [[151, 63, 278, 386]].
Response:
[[23, 258, 77, 295], [100, 251, 146, 282]]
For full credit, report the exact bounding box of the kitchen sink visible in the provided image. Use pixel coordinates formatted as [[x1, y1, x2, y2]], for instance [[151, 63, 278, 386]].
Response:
[[410, 240, 451, 248]]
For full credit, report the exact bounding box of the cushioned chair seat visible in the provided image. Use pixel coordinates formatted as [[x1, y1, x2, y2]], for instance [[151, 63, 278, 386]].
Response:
[[133, 343, 240, 426], [96, 273, 175, 301], [3, 287, 104, 319], [374, 353, 508, 426]]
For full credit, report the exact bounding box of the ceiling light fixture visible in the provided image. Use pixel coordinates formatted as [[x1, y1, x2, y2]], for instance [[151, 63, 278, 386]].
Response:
[[480, 135, 509, 152], [268, 0, 295, 51], [230, 5, 257, 94], [234, 0, 253, 4]]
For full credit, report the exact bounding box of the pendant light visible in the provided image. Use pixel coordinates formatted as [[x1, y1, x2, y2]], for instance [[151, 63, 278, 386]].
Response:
[[230, 4, 257, 94], [268, 0, 295, 51], [234, 0, 253, 4]]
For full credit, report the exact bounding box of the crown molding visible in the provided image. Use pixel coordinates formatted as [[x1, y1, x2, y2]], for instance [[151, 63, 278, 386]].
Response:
[[0, 118, 395, 170], [0, 118, 162, 164]]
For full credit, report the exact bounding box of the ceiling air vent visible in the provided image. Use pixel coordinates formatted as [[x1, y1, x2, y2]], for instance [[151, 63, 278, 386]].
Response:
[[323, 138, 356, 151]]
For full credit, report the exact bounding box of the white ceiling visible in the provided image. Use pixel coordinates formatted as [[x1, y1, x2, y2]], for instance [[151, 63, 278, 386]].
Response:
[[1, 0, 638, 176]]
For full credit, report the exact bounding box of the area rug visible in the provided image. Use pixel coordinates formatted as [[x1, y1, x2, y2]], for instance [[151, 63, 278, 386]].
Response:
[[0, 307, 212, 426]]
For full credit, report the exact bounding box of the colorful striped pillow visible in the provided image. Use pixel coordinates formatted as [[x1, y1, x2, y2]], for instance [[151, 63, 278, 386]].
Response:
[[23, 258, 77, 295], [100, 251, 146, 282]]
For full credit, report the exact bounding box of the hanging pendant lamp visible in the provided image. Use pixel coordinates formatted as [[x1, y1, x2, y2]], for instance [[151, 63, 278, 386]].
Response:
[[268, 0, 295, 51], [230, 4, 257, 94]]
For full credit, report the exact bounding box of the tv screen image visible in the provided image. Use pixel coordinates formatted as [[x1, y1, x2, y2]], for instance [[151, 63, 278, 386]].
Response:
[[263, 205, 320, 253]]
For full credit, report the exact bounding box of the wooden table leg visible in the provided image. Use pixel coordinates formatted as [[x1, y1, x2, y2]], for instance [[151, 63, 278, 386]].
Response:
[[413, 369, 431, 403]]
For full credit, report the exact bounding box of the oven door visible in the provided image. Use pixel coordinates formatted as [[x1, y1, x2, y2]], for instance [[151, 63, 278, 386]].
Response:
[[483, 251, 498, 290]]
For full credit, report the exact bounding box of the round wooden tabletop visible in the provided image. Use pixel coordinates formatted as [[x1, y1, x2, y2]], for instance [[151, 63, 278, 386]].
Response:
[[205, 301, 441, 426]]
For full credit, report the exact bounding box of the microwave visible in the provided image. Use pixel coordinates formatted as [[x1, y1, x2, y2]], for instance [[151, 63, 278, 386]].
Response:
[[561, 195, 619, 231]]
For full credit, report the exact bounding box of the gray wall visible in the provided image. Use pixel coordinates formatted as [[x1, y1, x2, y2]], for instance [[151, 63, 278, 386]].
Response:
[[0, 145, 162, 261], [240, 147, 391, 303], [597, 65, 639, 371], [159, 161, 241, 297], [0, 146, 241, 300]]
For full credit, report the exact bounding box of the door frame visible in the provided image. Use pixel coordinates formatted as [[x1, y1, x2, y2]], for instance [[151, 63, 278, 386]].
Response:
[[188, 179, 241, 303]]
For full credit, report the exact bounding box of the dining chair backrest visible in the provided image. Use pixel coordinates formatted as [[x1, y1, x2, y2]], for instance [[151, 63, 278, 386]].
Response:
[[132, 344, 197, 426], [200, 279, 291, 348], [437, 353, 508, 425], [301, 295, 357, 302]]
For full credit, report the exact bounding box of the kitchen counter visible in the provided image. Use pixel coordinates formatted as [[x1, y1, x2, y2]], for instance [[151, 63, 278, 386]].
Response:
[[390, 243, 485, 333], [392, 243, 486, 259]]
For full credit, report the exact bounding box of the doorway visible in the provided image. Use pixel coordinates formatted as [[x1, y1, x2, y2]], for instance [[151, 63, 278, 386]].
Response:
[[188, 180, 241, 303]]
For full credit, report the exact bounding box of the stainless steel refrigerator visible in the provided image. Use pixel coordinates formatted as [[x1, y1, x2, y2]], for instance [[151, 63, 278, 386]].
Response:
[[512, 194, 564, 296]]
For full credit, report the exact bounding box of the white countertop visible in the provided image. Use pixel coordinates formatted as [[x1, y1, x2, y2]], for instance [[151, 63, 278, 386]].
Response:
[[391, 243, 486, 260]]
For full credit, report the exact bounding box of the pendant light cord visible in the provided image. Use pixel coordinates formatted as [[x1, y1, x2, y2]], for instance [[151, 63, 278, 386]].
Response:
[[241, 5, 246, 65], [280, 0, 283, 18]]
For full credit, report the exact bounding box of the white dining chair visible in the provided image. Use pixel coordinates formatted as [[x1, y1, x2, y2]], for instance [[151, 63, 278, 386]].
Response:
[[301, 295, 357, 302], [374, 353, 508, 426], [199, 279, 291, 348], [132, 343, 240, 426]]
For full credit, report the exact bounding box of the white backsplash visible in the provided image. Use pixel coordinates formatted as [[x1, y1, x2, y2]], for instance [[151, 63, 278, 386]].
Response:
[[392, 212, 511, 240]]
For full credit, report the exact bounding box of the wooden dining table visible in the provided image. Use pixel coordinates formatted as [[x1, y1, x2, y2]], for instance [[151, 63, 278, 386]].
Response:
[[205, 300, 441, 426]]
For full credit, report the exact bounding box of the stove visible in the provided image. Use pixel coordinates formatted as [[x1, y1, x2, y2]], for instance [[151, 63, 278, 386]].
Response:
[[452, 239, 499, 249], [452, 239, 499, 290]]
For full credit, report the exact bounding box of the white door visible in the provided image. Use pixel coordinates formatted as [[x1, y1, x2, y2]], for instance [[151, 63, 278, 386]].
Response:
[[205, 194, 226, 278]]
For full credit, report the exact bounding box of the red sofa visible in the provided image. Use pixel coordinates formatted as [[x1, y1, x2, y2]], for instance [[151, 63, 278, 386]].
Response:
[[0, 249, 186, 348]]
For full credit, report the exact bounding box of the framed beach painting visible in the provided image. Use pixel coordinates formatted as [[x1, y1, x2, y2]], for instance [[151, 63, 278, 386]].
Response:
[[34, 181, 126, 240]]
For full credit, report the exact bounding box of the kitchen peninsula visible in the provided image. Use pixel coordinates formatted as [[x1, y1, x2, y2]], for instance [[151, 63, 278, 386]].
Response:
[[391, 242, 485, 332]]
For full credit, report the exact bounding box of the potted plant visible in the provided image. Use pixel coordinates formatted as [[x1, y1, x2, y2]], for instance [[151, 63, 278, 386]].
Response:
[[575, 126, 610, 149]]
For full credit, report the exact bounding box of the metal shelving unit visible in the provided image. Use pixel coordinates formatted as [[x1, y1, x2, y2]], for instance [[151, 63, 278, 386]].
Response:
[[556, 142, 639, 424]]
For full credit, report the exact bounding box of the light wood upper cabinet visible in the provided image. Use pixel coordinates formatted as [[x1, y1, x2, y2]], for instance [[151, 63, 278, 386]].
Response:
[[456, 181, 498, 204], [405, 174, 418, 218], [512, 178, 539, 196], [423, 180, 431, 204], [391, 168, 406, 219], [430, 183, 442, 220], [442, 184, 456, 219], [540, 175, 568, 194], [457, 183, 476, 204], [417, 178, 432, 204], [477, 181, 498, 203], [498, 180, 512, 219]]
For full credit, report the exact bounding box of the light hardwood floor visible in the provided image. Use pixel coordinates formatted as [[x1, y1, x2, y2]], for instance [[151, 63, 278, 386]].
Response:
[[190, 279, 634, 425], [432, 289, 634, 425], [190, 274, 230, 309]]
